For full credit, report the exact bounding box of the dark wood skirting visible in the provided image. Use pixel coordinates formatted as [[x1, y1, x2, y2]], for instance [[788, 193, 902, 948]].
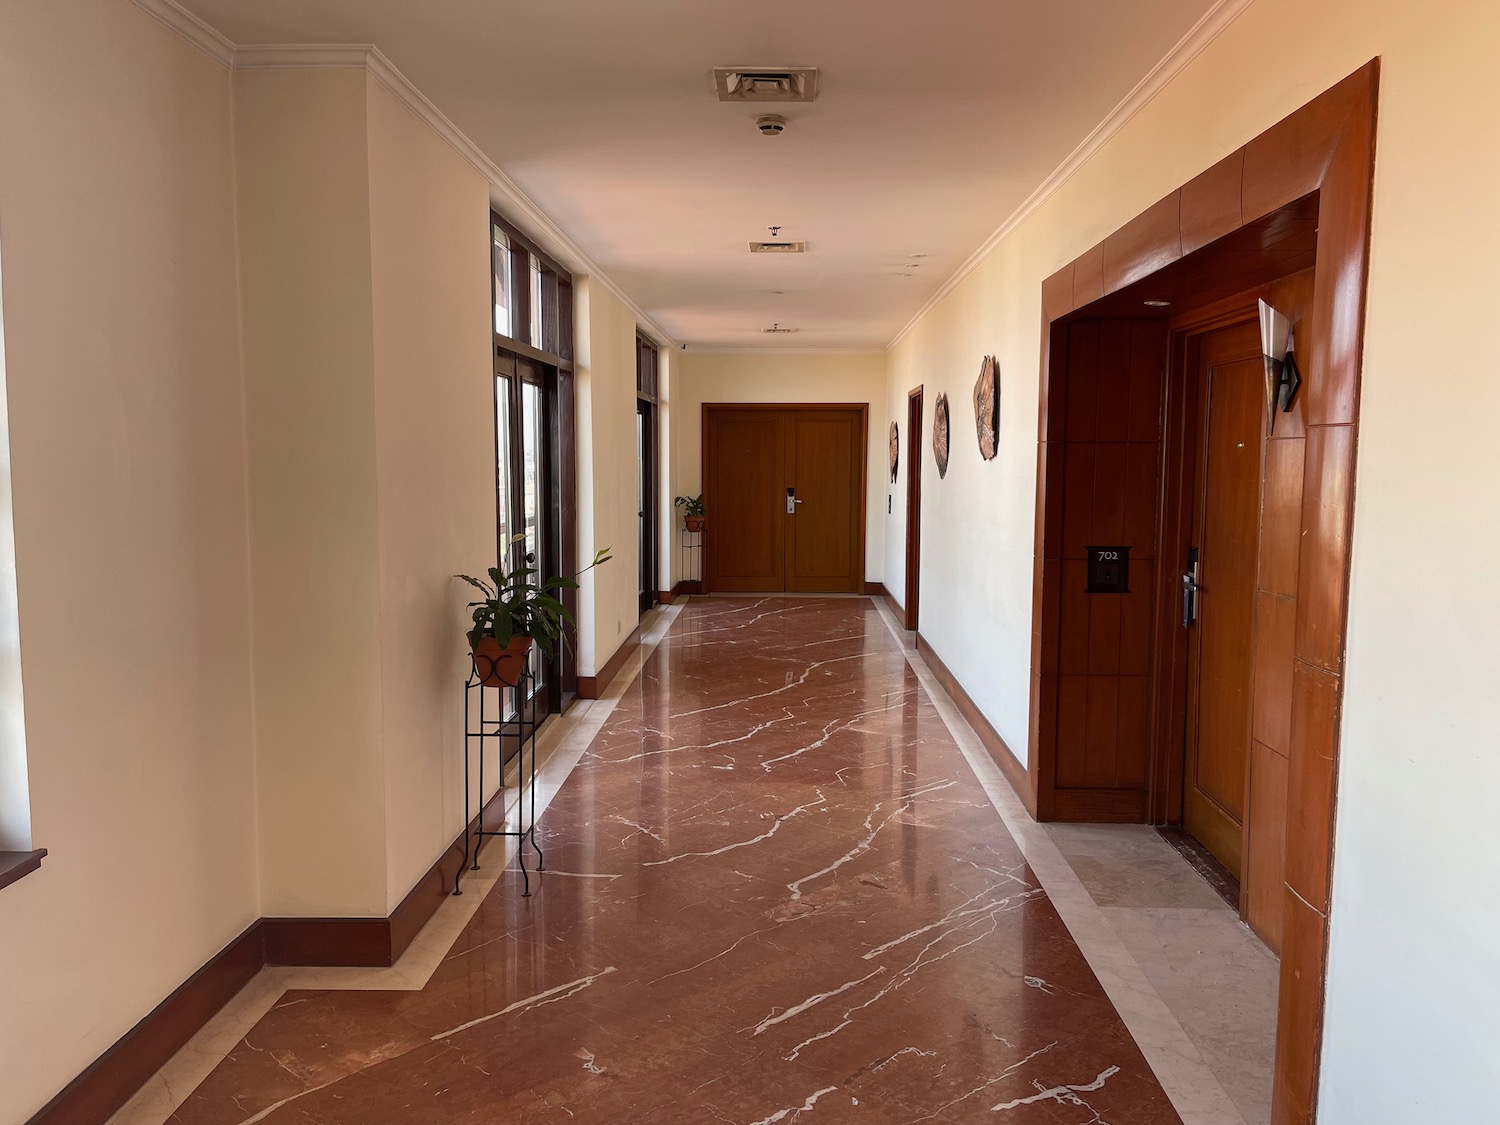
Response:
[[25, 921, 264, 1125], [577, 627, 640, 699], [263, 917, 391, 968], [0, 847, 46, 892], [862, 581, 882, 596], [914, 632, 1036, 817], [872, 583, 903, 623]]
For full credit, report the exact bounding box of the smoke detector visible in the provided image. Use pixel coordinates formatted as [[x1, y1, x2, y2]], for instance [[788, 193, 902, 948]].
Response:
[[755, 114, 787, 137], [749, 240, 806, 253], [713, 67, 819, 102]]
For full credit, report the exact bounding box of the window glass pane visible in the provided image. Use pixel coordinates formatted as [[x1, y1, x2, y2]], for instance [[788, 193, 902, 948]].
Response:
[[492, 226, 512, 337], [529, 254, 543, 349], [521, 381, 544, 693], [522, 382, 541, 561], [495, 376, 513, 560]]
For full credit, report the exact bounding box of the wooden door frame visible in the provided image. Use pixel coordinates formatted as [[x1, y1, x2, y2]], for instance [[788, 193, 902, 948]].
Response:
[[1026, 62, 1378, 1122], [904, 387, 924, 631], [701, 403, 868, 594]]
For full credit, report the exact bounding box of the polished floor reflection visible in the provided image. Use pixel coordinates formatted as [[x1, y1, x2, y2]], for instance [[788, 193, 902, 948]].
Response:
[[167, 597, 1181, 1124]]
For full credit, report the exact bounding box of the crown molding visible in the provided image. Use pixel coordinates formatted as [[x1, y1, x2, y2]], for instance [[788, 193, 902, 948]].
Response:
[[130, 0, 234, 66], [885, 0, 1257, 351], [231, 44, 375, 70], [682, 347, 888, 356], [125, 2, 679, 349]]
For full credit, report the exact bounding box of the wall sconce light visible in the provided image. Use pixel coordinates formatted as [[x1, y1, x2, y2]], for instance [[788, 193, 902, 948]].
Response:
[[1258, 298, 1302, 433]]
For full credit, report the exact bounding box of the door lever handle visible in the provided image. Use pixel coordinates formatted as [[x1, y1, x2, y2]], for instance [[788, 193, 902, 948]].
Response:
[[786, 487, 804, 515], [1182, 547, 1200, 628]]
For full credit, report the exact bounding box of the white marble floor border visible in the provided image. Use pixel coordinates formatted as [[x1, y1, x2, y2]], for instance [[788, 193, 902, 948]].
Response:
[[869, 599, 1249, 1125], [105, 602, 685, 1125]]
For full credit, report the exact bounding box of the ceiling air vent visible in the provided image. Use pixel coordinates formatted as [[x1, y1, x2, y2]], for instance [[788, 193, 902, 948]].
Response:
[[763, 324, 799, 334], [713, 67, 819, 103], [749, 241, 806, 254]]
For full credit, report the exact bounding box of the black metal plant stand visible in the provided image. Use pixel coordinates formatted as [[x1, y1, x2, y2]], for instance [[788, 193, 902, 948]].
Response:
[[453, 661, 544, 897]]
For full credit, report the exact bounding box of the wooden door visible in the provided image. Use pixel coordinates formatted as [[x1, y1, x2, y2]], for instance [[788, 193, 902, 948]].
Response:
[[704, 409, 786, 592], [703, 405, 865, 594], [785, 409, 864, 593], [1182, 320, 1264, 877]]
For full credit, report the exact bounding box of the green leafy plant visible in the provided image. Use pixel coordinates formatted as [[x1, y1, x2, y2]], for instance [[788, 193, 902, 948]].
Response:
[[455, 543, 612, 660], [674, 494, 706, 518]]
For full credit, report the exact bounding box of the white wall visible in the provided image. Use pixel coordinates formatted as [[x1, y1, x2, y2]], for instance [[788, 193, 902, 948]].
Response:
[[366, 77, 496, 908], [670, 351, 887, 587], [575, 279, 641, 676], [234, 67, 388, 918], [0, 1, 257, 1118], [882, 0, 1500, 1118]]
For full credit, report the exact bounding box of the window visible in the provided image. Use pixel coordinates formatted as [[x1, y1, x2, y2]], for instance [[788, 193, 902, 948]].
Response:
[[636, 334, 660, 616], [491, 212, 576, 716], [492, 225, 513, 337]]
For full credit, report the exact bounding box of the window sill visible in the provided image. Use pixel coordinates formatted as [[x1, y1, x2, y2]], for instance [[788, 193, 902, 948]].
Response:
[[0, 848, 46, 892]]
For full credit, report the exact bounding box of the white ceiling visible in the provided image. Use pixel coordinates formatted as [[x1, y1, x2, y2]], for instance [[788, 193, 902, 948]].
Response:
[[176, 0, 1223, 350]]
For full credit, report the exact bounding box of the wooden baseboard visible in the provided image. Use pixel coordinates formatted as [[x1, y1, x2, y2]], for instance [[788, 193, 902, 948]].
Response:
[[914, 632, 1036, 817], [25, 921, 265, 1125], [657, 588, 676, 604], [862, 580, 882, 596], [577, 627, 641, 699], [263, 917, 391, 967], [871, 583, 904, 623]]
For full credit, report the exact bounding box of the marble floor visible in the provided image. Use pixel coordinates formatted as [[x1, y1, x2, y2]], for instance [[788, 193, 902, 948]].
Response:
[[111, 596, 1276, 1125]]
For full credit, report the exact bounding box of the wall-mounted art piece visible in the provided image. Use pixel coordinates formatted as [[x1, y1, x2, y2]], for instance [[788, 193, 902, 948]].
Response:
[[973, 354, 999, 460], [889, 421, 900, 483], [933, 392, 950, 479]]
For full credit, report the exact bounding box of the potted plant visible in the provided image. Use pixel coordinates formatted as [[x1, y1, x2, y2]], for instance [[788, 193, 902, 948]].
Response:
[[456, 543, 612, 688], [675, 494, 706, 533]]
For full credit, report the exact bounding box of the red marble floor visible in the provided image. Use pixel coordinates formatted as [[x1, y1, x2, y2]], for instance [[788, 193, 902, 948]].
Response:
[[170, 597, 1180, 1124]]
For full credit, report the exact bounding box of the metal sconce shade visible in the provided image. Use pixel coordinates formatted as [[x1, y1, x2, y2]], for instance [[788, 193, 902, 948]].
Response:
[[1258, 298, 1303, 433]]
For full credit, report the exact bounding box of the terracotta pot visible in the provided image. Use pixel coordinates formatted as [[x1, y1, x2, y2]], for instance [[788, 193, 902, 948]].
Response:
[[470, 635, 534, 687], [684, 515, 706, 533]]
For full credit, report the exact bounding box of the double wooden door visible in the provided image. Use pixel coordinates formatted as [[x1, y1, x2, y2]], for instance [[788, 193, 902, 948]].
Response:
[[703, 405, 866, 593], [1181, 319, 1265, 877]]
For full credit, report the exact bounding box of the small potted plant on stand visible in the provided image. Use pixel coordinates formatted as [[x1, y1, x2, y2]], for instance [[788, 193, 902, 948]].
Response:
[[675, 494, 706, 533], [456, 543, 612, 687]]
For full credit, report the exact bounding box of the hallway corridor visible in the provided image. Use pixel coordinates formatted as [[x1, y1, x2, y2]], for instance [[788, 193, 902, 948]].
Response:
[[146, 597, 1196, 1124]]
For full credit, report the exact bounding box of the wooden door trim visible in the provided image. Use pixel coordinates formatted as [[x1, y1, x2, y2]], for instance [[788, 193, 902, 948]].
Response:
[[701, 403, 868, 594], [1027, 61, 1379, 1123], [904, 387, 924, 631]]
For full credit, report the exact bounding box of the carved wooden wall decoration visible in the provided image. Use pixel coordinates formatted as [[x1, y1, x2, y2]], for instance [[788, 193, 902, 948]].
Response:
[[974, 355, 999, 460], [888, 421, 899, 483], [932, 393, 950, 479]]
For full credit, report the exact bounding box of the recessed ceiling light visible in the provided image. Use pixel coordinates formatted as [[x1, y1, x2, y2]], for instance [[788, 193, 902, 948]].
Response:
[[1143, 299, 1172, 307]]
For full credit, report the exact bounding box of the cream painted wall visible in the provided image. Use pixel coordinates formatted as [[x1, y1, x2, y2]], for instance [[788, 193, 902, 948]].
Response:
[[575, 279, 643, 675], [365, 77, 496, 909], [234, 67, 388, 918], [670, 351, 887, 587], [883, 1, 1500, 1118], [0, 2, 257, 1119]]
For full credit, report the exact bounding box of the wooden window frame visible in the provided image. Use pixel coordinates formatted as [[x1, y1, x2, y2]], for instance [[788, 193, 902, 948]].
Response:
[[491, 210, 578, 710]]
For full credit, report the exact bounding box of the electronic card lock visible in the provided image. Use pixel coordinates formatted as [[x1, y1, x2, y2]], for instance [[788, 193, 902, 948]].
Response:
[[1182, 547, 1200, 628], [786, 486, 804, 515]]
